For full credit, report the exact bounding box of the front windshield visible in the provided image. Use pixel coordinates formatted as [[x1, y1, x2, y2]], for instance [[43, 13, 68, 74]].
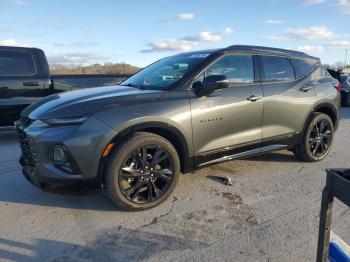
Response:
[[121, 54, 210, 90]]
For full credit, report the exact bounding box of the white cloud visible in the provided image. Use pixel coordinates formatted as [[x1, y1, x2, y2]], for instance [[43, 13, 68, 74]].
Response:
[[327, 40, 350, 48], [142, 27, 233, 53], [164, 12, 194, 23], [303, 0, 326, 5], [268, 35, 291, 41], [0, 0, 27, 4], [223, 27, 234, 34], [53, 41, 99, 48], [14, 0, 26, 4], [0, 39, 29, 47], [141, 38, 197, 53], [297, 45, 325, 52], [265, 19, 285, 24], [337, 0, 350, 14], [183, 31, 223, 42], [177, 13, 194, 20], [269, 26, 334, 40], [47, 53, 108, 65]]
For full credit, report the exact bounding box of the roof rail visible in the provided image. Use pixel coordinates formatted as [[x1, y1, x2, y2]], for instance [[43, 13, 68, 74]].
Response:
[[224, 45, 307, 56]]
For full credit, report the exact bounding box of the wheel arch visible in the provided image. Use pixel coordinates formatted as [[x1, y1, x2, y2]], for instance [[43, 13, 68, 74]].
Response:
[[303, 103, 339, 136], [313, 103, 339, 129], [97, 122, 194, 179]]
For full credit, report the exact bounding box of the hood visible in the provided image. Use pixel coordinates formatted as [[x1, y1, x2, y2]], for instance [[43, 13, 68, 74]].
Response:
[[22, 85, 163, 120]]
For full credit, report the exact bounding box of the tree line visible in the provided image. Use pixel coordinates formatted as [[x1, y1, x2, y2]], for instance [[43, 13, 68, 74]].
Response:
[[50, 63, 140, 75]]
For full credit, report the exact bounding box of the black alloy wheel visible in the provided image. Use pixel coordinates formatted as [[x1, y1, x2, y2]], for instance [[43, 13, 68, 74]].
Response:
[[119, 145, 174, 204], [104, 132, 180, 210], [293, 113, 334, 162], [308, 119, 332, 158]]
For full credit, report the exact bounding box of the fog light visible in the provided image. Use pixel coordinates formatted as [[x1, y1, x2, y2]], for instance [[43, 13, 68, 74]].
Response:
[[53, 145, 68, 163]]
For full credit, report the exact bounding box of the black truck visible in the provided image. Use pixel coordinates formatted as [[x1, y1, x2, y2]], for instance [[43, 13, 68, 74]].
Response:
[[0, 46, 130, 127]]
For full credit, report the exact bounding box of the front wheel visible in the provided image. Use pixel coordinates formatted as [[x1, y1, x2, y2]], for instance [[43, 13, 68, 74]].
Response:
[[104, 132, 180, 210], [294, 113, 334, 162]]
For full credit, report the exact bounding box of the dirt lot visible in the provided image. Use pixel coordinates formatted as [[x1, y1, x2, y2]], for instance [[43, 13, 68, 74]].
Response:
[[0, 108, 350, 262]]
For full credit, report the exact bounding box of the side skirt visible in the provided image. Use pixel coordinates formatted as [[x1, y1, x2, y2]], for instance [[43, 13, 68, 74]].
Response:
[[196, 144, 288, 167], [192, 133, 301, 170]]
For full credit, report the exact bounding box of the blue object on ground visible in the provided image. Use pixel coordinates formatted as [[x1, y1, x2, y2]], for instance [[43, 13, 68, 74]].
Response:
[[329, 242, 350, 262]]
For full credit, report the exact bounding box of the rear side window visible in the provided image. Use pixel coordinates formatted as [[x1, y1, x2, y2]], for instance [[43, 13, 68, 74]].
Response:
[[291, 59, 312, 78], [261, 56, 295, 82], [205, 54, 254, 84], [0, 50, 36, 76]]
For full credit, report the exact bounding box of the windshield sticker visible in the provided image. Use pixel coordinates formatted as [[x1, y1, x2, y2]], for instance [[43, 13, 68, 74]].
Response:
[[188, 54, 210, 58]]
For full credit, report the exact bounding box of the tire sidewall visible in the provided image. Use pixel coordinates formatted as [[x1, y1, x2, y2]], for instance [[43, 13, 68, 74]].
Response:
[[304, 113, 334, 161], [106, 134, 180, 210]]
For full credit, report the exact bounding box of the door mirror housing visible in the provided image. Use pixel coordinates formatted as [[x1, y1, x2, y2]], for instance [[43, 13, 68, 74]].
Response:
[[193, 75, 229, 97], [202, 75, 229, 90]]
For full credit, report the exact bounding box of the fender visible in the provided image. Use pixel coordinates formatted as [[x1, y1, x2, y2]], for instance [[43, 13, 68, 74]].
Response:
[[302, 102, 340, 136], [108, 121, 194, 173]]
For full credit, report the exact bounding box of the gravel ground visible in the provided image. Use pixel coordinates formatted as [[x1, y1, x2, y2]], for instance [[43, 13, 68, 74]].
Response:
[[0, 108, 350, 262]]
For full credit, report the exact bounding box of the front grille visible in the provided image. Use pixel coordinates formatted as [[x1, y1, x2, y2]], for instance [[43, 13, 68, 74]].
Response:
[[15, 120, 37, 166]]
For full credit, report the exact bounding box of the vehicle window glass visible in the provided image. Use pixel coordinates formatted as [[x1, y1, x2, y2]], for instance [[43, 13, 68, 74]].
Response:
[[0, 50, 36, 76], [291, 59, 312, 78], [121, 54, 209, 90], [261, 56, 295, 81], [205, 54, 254, 84]]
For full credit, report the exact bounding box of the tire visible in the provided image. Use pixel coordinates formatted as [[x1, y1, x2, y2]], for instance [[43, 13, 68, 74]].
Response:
[[104, 132, 180, 211], [294, 113, 334, 162]]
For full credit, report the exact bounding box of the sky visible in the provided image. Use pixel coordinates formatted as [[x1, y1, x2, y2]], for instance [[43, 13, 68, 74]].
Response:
[[0, 0, 349, 67]]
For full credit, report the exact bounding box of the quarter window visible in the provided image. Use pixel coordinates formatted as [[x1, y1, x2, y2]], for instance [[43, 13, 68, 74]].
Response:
[[0, 50, 36, 76], [205, 54, 254, 84], [291, 59, 312, 78], [261, 56, 295, 82]]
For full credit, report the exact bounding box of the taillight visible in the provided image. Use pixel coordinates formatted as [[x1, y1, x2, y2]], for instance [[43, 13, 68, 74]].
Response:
[[334, 83, 341, 92]]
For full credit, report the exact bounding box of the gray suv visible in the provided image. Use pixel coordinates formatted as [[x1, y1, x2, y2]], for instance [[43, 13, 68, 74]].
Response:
[[16, 45, 341, 210]]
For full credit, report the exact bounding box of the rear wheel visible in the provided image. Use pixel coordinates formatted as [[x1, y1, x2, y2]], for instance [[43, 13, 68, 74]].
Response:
[[104, 132, 180, 210], [294, 113, 334, 162]]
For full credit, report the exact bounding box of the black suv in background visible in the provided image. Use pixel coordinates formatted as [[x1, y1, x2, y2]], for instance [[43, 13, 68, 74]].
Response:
[[327, 69, 350, 106], [340, 74, 350, 106], [0, 46, 129, 127], [16, 45, 341, 210]]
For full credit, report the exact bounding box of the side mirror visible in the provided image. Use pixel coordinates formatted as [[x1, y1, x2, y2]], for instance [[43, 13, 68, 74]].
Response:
[[202, 75, 229, 90], [193, 75, 229, 97]]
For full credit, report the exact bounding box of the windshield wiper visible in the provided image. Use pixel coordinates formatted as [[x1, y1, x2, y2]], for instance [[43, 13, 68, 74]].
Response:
[[120, 83, 146, 89]]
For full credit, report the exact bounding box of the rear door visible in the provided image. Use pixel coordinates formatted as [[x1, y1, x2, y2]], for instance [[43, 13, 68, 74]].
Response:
[[190, 53, 264, 164], [258, 55, 317, 146], [0, 49, 48, 126]]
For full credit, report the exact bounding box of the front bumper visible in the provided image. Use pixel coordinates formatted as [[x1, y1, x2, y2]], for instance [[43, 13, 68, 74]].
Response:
[[15, 116, 117, 188], [20, 161, 79, 188]]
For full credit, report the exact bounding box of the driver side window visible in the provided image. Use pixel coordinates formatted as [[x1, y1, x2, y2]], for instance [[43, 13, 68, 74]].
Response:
[[205, 54, 254, 85]]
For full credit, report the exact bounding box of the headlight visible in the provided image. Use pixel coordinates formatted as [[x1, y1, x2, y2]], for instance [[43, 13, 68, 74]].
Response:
[[42, 116, 88, 126]]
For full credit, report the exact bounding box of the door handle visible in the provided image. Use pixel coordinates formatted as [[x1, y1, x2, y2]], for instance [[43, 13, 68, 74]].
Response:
[[300, 85, 313, 92], [23, 81, 39, 86], [247, 95, 262, 102]]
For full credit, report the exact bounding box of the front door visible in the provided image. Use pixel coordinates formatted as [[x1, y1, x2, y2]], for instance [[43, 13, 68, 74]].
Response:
[[190, 54, 264, 165]]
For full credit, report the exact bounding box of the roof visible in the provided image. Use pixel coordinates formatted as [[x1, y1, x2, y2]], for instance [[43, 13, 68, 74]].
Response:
[[224, 45, 308, 56], [176, 45, 319, 61], [0, 45, 41, 52], [224, 45, 320, 64]]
